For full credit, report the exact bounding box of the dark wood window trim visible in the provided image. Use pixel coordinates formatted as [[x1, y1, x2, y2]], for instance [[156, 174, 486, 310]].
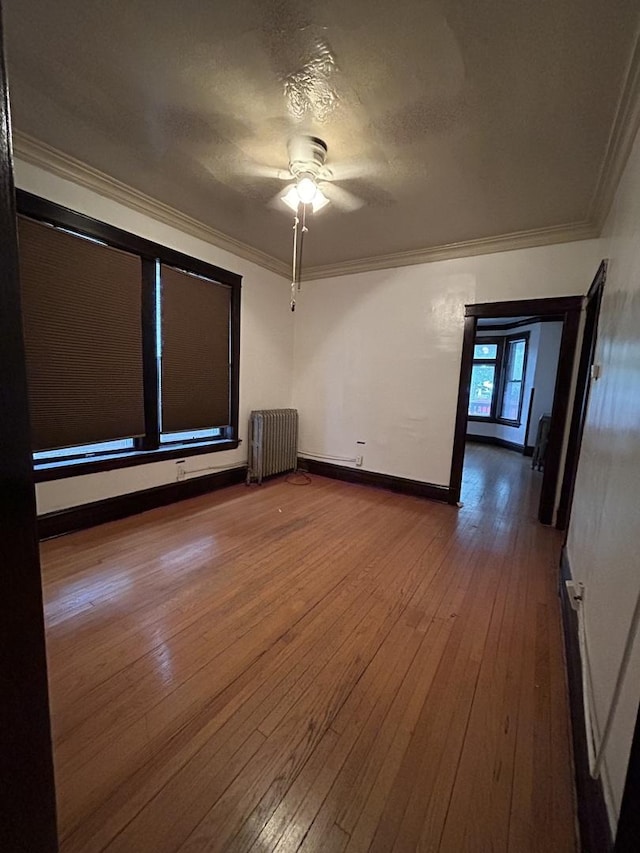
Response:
[[16, 190, 242, 481], [495, 331, 530, 427], [467, 331, 530, 427], [137, 257, 160, 451], [467, 336, 504, 422], [33, 438, 240, 482], [17, 190, 242, 287]]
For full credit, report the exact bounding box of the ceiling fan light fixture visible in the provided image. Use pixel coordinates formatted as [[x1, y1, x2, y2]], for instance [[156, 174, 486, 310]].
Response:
[[281, 185, 301, 212], [296, 175, 318, 204], [311, 188, 330, 212], [281, 176, 329, 212]]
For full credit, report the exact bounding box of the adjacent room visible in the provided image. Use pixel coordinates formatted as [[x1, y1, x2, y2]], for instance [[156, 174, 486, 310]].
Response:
[[463, 314, 564, 518], [2, 3, 640, 853]]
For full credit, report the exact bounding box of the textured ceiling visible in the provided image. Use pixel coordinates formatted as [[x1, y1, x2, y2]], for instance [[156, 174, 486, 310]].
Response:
[[4, 0, 640, 269]]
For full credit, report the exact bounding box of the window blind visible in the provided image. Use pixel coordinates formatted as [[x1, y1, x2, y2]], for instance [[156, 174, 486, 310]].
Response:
[[160, 265, 231, 433], [18, 216, 145, 451]]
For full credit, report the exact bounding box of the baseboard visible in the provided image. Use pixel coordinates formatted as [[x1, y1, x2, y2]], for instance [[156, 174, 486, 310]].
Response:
[[466, 434, 525, 453], [298, 457, 452, 504], [559, 547, 613, 853], [523, 445, 534, 457], [38, 466, 247, 539]]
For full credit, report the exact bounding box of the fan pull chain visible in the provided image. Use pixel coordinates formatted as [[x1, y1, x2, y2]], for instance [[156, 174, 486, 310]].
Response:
[[299, 204, 308, 292], [290, 203, 309, 312], [290, 208, 300, 312]]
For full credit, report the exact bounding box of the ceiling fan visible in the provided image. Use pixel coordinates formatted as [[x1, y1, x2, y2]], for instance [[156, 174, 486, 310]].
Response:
[[248, 135, 371, 311], [252, 135, 367, 214]]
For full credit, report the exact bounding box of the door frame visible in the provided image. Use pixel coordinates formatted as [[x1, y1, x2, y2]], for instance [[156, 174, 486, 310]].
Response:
[[0, 5, 59, 849], [556, 261, 607, 529], [449, 295, 583, 525]]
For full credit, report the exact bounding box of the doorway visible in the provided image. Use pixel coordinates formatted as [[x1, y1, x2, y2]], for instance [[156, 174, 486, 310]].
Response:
[[462, 313, 566, 518], [449, 296, 583, 526], [556, 261, 607, 529]]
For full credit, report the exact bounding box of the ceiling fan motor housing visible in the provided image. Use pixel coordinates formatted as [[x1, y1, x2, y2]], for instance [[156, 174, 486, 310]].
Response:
[[288, 136, 328, 178]]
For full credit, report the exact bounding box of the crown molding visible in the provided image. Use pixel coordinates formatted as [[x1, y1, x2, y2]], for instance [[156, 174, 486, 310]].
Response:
[[11, 131, 290, 279], [11, 131, 609, 283], [589, 28, 640, 230], [303, 220, 599, 280]]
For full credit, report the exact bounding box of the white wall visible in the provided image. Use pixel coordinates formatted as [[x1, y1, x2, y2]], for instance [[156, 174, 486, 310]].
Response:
[[293, 240, 602, 487], [14, 161, 294, 514], [20, 159, 602, 515], [566, 125, 640, 830], [528, 321, 563, 445]]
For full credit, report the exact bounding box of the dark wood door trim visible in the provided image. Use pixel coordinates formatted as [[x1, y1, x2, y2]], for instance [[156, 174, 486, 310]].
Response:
[[476, 313, 564, 331], [0, 5, 59, 850], [560, 548, 613, 853], [448, 315, 477, 504], [556, 261, 607, 530], [466, 295, 583, 319], [539, 306, 581, 524], [450, 295, 583, 524]]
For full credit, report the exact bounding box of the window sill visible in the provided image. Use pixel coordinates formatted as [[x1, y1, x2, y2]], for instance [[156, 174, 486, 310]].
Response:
[[467, 416, 522, 427], [33, 438, 240, 483]]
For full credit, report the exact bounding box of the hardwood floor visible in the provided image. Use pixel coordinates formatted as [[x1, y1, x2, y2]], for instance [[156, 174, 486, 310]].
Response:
[[40, 444, 576, 852]]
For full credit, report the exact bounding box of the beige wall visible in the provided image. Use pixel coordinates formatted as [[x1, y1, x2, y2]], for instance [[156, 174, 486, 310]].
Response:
[[293, 241, 602, 488], [567, 125, 640, 829], [14, 161, 295, 514]]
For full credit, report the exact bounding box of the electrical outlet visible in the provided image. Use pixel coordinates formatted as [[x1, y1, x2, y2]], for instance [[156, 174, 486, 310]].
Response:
[[355, 455, 364, 467], [176, 464, 186, 481]]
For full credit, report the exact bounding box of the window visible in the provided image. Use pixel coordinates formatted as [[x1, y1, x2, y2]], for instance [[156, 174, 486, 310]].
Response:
[[499, 337, 528, 423], [468, 339, 502, 418], [18, 216, 145, 452], [160, 428, 223, 445], [33, 439, 136, 462], [18, 191, 241, 479], [159, 265, 231, 443], [468, 332, 529, 425]]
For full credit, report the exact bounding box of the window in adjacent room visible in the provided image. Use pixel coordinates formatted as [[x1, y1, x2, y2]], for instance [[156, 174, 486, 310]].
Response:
[[467, 332, 529, 425], [499, 336, 528, 424], [468, 339, 502, 419]]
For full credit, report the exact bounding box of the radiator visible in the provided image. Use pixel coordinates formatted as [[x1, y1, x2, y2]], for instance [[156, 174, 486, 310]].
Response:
[[246, 409, 298, 485]]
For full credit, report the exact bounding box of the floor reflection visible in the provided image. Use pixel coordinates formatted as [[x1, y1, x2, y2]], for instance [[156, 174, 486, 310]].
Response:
[[460, 442, 543, 520]]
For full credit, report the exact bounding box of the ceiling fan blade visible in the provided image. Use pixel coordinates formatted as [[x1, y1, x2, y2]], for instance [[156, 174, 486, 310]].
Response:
[[323, 159, 380, 182], [321, 182, 365, 212], [268, 184, 296, 211], [245, 163, 291, 181]]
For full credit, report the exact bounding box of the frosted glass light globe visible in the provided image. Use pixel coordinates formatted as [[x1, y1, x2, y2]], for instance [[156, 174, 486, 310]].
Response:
[[296, 176, 318, 204]]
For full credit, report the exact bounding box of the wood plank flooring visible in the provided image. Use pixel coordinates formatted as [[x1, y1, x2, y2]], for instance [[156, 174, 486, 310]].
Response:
[[40, 444, 576, 852]]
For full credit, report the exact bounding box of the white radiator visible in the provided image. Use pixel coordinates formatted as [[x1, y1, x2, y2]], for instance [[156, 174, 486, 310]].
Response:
[[246, 409, 298, 485]]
